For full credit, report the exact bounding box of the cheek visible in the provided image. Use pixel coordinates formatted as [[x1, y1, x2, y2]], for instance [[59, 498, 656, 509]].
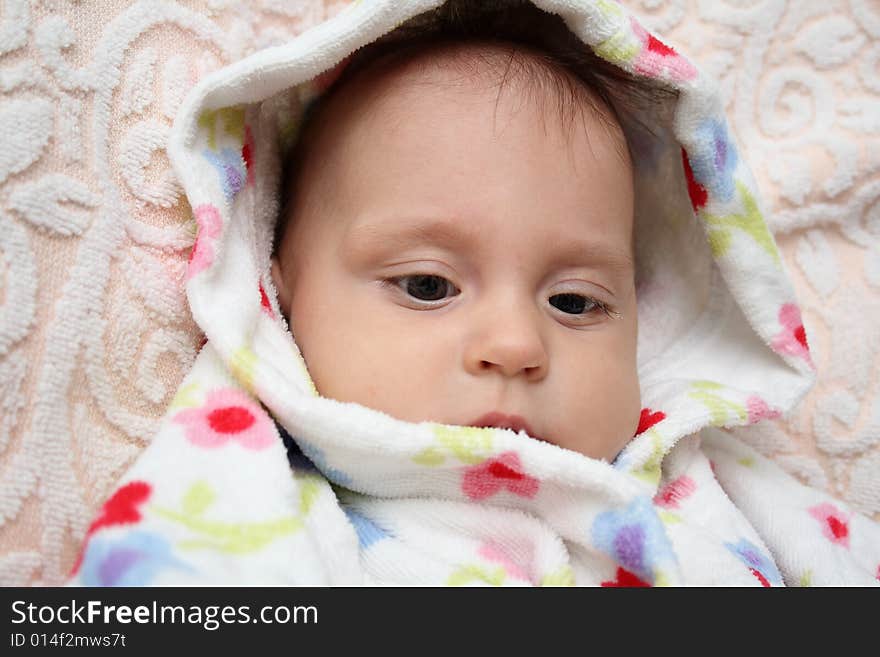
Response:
[[556, 332, 641, 454], [288, 271, 358, 392], [355, 339, 456, 422], [355, 318, 464, 409], [290, 280, 461, 419]]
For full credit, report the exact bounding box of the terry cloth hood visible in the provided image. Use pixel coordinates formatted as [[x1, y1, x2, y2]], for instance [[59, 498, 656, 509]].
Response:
[[72, 0, 875, 588], [169, 0, 815, 479]]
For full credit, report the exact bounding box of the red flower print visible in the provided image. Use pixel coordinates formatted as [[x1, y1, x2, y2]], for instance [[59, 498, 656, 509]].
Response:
[[71, 480, 152, 575], [635, 408, 666, 436], [462, 451, 539, 501], [653, 475, 696, 509], [646, 34, 677, 58], [682, 149, 708, 212], [808, 503, 850, 548], [750, 568, 770, 587], [242, 125, 255, 187], [630, 17, 697, 82], [259, 282, 274, 317], [601, 567, 651, 587], [88, 481, 151, 536], [173, 388, 275, 451]]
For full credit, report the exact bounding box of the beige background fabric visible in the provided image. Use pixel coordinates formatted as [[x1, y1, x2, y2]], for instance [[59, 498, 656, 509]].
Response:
[[1, 0, 878, 586]]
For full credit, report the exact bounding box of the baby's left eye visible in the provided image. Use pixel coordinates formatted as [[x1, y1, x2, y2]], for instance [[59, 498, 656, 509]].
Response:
[[549, 293, 598, 314], [390, 274, 460, 303], [404, 275, 454, 301]]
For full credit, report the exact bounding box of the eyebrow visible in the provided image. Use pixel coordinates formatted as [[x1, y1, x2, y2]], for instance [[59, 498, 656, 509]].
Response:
[[343, 216, 634, 274], [344, 216, 481, 254]]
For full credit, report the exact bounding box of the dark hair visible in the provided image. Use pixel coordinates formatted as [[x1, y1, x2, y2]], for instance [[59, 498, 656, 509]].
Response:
[[275, 0, 672, 251]]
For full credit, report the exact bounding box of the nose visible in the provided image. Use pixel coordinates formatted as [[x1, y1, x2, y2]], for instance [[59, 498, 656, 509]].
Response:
[[463, 297, 549, 382]]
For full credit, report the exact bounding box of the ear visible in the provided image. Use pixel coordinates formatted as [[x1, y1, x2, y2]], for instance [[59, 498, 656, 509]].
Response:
[[270, 256, 292, 317]]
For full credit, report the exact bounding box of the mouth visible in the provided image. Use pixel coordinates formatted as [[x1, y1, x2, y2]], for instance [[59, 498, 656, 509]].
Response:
[[470, 412, 539, 440]]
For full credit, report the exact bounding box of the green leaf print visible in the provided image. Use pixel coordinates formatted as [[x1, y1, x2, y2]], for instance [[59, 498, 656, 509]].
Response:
[[414, 425, 495, 467], [689, 381, 747, 426], [181, 481, 215, 516], [198, 106, 246, 150], [540, 566, 575, 587], [593, 0, 639, 66], [153, 481, 311, 555], [703, 182, 781, 265], [630, 430, 665, 486], [448, 564, 506, 587]]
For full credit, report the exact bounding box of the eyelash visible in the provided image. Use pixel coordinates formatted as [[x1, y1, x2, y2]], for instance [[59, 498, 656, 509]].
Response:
[[383, 274, 620, 320], [549, 293, 621, 320]]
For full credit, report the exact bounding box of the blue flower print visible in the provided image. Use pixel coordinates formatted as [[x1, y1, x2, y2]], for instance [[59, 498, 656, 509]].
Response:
[[203, 148, 246, 201], [343, 508, 391, 549], [591, 496, 677, 585], [80, 531, 192, 586], [297, 440, 352, 487], [275, 422, 319, 474], [689, 119, 738, 202], [724, 538, 782, 586]]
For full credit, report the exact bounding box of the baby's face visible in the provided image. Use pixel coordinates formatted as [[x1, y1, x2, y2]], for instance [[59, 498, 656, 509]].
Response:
[[272, 46, 641, 461]]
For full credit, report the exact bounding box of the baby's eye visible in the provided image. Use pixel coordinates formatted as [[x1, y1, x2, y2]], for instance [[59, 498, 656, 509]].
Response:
[[549, 293, 597, 314], [397, 275, 459, 302]]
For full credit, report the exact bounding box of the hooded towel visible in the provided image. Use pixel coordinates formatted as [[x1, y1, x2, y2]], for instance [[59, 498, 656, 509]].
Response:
[[69, 0, 880, 587]]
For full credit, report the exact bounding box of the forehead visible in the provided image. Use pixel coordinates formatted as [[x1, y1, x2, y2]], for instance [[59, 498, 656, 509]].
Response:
[[302, 39, 630, 163], [287, 40, 634, 259]]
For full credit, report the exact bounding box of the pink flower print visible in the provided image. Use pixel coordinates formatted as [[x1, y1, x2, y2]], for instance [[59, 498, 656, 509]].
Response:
[[771, 303, 814, 369], [173, 388, 275, 451], [187, 204, 222, 280], [462, 451, 539, 501], [746, 396, 781, 424], [653, 475, 696, 510], [808, 503, 850, 548], [630, 17, 697, 83], [478, 542, 531, 583]]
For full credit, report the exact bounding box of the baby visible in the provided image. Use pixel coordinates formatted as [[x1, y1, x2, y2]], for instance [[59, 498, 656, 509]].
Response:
[[270, 21, 642, 462], [70, 0, 880, 587]]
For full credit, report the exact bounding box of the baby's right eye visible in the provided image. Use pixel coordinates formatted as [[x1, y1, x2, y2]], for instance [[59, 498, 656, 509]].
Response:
[[393, 275, 460, 302]]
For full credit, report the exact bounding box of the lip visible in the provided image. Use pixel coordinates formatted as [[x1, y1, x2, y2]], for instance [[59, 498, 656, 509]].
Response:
[[470, 412, 538, 439]]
